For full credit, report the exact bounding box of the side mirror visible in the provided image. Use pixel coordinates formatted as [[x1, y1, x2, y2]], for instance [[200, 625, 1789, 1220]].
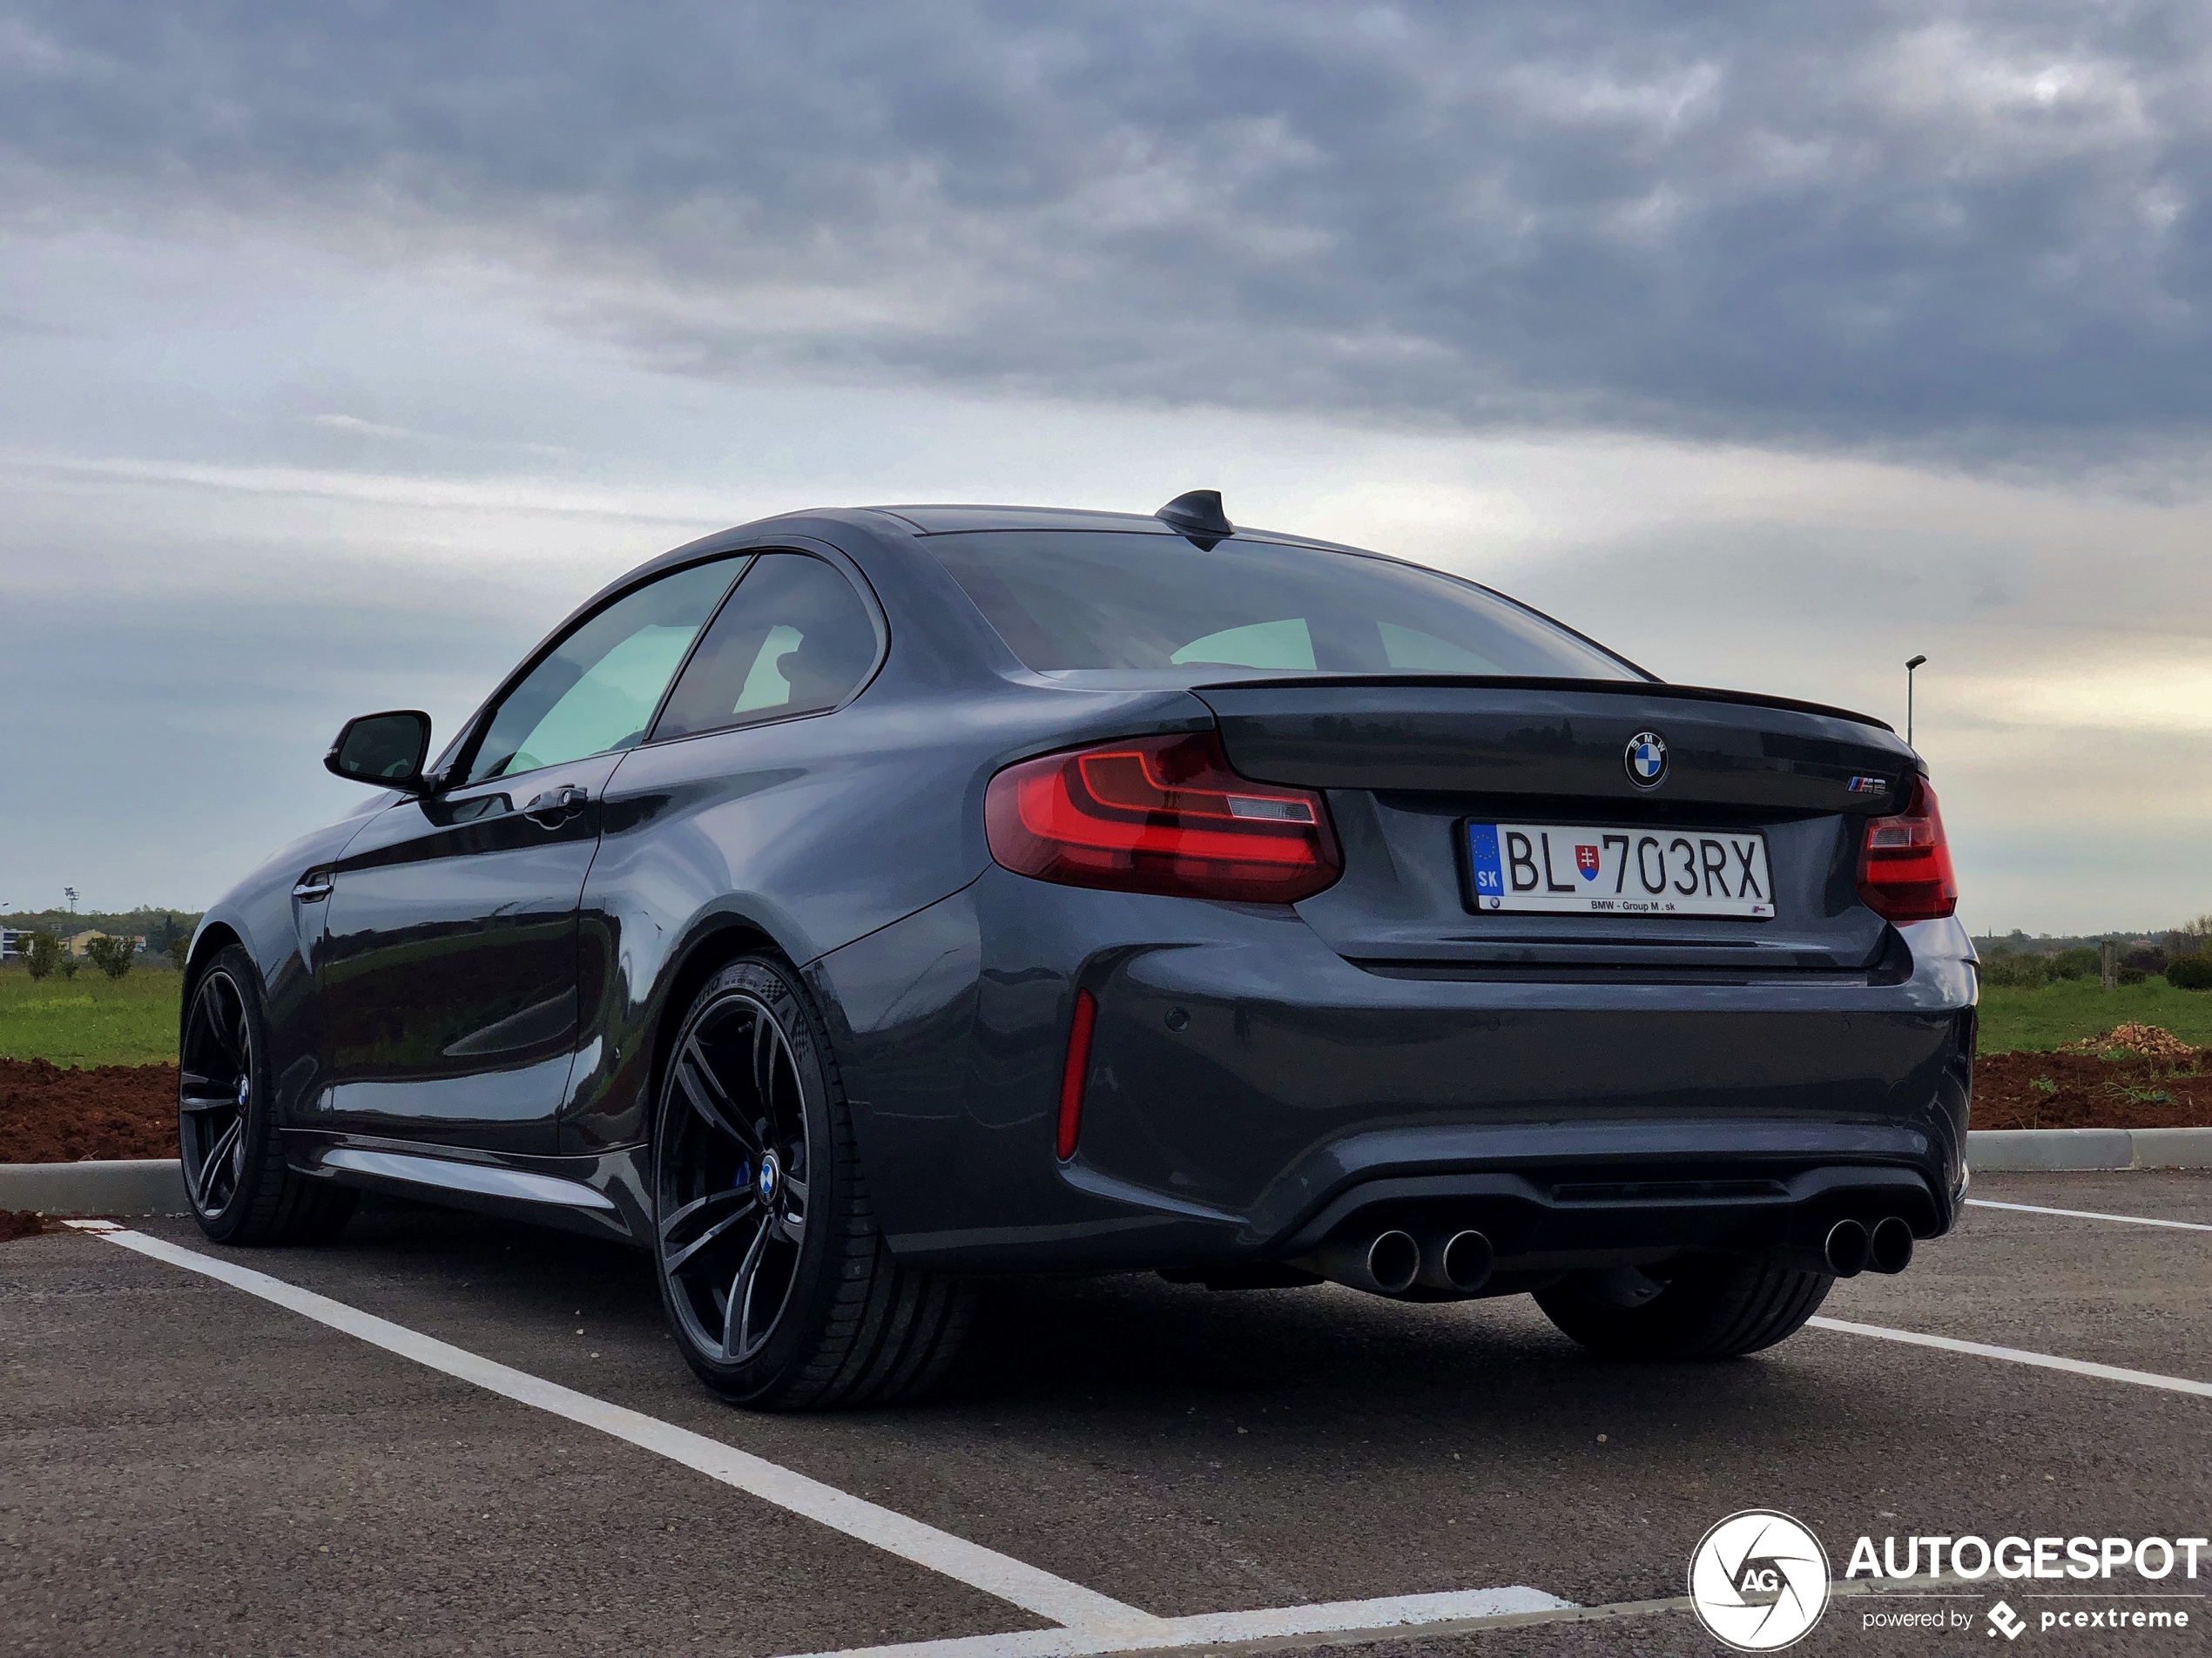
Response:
[[326, 710, 434, 791]]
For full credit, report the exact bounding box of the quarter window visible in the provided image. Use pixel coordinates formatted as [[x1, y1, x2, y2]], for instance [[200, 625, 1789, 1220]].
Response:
[[462, 558, 744, 785], [652, 553, 879, 741]]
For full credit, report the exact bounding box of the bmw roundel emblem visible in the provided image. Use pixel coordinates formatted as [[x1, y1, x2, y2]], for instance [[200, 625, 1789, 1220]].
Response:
[[1624, 731, 1668, 788]]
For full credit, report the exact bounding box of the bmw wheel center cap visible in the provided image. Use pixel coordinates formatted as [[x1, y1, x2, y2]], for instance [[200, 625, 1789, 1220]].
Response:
[[1624, 730, 1669, 788], [756, 1150, 781, 1205]]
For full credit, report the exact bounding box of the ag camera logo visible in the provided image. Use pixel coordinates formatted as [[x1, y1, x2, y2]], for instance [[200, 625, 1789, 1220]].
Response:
[[1689, 1510, 1831, 1651]]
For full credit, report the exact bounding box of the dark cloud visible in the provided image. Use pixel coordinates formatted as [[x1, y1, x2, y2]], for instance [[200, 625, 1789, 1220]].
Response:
[[0, 568, 544, 907], [3, 2, 2207, 455]]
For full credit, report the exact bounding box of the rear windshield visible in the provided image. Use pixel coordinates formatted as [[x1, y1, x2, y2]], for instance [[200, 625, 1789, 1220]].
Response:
[[926, 530, 1637, 679]]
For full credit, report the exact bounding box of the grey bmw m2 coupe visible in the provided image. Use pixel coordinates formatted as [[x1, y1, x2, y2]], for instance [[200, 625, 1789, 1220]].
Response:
[[182, 491, 1971, 1407]]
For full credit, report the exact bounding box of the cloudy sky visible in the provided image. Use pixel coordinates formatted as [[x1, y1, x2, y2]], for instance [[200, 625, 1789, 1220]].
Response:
[[3, 2, 2208, 933]]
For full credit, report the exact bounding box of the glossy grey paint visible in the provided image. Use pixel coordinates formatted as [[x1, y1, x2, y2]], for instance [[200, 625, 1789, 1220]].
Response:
[[312, 750, 624, 1154], [193, 502, 1976, 1278], [811, 867, 1972, 1272]]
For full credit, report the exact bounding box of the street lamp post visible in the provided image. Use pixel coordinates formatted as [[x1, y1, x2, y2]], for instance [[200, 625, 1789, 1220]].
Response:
[[63, 886, 78, 916], [1905, 656, 1927, 747]]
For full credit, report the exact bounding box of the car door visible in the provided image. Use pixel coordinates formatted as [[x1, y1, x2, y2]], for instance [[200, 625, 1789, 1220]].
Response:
[[562, 549, 887, 1152], [314, 555, 748, 1153]]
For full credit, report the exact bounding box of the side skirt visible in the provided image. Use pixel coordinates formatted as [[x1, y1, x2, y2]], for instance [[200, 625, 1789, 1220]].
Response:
[[280, 1129, 651, 1247]]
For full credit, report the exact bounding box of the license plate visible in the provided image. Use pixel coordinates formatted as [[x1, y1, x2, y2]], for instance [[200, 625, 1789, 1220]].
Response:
[[1465, 822, 1775, 917]]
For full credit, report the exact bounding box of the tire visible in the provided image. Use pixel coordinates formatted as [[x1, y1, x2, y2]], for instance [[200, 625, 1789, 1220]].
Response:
[[179, 945, 357, 1246], [1533, 1254, 1831, 1360], [651, 954, 974, 1410]]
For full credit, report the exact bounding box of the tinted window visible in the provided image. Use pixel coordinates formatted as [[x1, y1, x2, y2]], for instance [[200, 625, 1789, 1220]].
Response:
[[927, 530, 1635, 679], [652, 553, 879, 741], [463, 558, 744, 784]]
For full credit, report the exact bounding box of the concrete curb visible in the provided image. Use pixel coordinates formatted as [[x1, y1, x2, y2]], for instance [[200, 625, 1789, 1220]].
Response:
[[1968, 1127, 2212, 1172], [0, 1159, 188, 1214], [3, 1132, 2206, 1215]]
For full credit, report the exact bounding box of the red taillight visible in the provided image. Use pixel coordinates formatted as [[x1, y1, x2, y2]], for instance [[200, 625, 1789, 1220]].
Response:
[[1857, 778, 1958, 924], [1055, 987, 1097, 1161], [985, 731, 1341, 904]]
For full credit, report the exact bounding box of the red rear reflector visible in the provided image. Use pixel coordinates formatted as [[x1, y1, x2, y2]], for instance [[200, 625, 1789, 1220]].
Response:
[[1056, 988, 1097, 1161], [985, 731, 1341, 904], [1857, 778, 1958, 924]]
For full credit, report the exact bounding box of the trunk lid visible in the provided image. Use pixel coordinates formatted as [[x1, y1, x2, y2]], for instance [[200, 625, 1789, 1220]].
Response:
[[1196, 677, 1917, 976]]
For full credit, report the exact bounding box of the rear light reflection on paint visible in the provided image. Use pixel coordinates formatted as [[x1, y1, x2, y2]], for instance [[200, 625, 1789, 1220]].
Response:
[[1857, 778, 1959, 924], [984, 731, 1341, 904]]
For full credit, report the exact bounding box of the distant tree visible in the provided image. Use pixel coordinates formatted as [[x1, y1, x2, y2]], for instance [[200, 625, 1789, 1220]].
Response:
[[56, 949, 79, 981], [2174, 915, 2212, 955], [2168, 955, 2212, 990], [22, 930, 59, 981], [85, 934, 134, 981], [1980, 954, 2051, 989], [167, 935, 191, 972]]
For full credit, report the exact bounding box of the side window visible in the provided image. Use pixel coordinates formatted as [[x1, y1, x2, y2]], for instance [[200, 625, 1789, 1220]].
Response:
[[462, 557, 744, 785], [1170, 618, 1316, 670], [1377, 622, 1503, 672], [652, 553, 879, 742]]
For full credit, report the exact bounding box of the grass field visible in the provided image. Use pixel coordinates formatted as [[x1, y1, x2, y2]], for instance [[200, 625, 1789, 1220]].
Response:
[[2, 962, 2208, 1067], [1976, 977, 2212, 1054], [0, 967, 182, 1067]]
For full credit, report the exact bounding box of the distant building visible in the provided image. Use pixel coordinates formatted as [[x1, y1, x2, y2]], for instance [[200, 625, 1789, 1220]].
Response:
[[61, 930, 150, 957], [0, 928, 20, 960]]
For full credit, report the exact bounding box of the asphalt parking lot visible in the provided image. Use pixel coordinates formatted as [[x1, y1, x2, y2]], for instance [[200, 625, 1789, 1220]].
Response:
[[4, 1171, 2206, 1658]]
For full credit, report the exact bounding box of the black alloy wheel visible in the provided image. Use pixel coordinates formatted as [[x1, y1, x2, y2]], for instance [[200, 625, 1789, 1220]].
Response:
[[658, 987, 813, 1366], [178, 944, 357, 1246], [651, 956, 974, 1409], [179, 966, 255, 1218]]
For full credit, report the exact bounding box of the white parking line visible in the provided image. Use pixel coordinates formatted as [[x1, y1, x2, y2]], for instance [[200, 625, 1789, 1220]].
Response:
[[1966, 1198, 2212, 1233], [1807, 1317, 2212, 1399], [64, 1223, 1571, 1655], [779, 1588, 1576, 1658], [786, 1572, 2105, 1658]]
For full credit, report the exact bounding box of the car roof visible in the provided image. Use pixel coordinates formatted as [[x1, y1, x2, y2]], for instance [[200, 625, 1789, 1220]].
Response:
[[856, 502, 1359, 553]]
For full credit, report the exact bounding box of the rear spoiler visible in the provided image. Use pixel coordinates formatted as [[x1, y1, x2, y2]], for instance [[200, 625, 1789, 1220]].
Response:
[[1186, 674, 1895, 734]]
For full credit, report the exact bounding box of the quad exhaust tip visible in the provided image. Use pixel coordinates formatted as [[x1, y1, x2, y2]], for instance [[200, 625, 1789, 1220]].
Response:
[[1420, 1229, 1495, 1296], [1307, 1227, 1496, 1299], [1824, 1216, 1914, 1277], [1824, 1218, 1871, 1278], [1868, 1215, 1915, 1275], [1309, 1229, 1421, 1297], [1361, 1230, 1421, 1296]]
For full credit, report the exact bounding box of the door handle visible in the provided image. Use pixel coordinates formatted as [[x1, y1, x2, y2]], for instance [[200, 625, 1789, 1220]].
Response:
[[523, 784, 591, 828], [293, 871, 335, 902]]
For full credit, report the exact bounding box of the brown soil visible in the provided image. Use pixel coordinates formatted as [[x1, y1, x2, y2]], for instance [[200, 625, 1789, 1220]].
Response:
[[1, 1210, 55, 1241], [0, 1057, 179, 1163], [0, 1041, 2205, 1166], [1974, 1049, 2212, 1130]]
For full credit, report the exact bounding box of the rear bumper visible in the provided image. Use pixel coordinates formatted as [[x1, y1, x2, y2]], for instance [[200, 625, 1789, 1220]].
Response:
[[811, 871, 1973, 1273]]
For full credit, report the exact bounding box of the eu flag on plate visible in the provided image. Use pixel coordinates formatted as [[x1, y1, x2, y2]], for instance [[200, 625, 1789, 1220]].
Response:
[[1467, 824, 1505, 910]]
